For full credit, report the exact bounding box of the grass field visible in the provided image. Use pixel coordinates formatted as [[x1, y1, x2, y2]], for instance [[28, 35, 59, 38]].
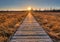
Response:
[[33, 12, 60, 42], [0, 11, 27, 42], [0, 11, 60, 42]]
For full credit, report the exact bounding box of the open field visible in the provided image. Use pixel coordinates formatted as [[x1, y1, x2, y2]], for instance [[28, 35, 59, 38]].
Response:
[[0, 11, 27, 42], [33, 12, 60, 42], [0, 11, 60, 42]]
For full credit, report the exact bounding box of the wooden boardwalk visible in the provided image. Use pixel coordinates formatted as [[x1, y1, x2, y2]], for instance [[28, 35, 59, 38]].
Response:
[[10, 13, 53, 42]]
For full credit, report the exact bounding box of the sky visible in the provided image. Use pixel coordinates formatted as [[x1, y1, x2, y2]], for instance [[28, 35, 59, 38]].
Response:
[[0, 0, 60, 10]]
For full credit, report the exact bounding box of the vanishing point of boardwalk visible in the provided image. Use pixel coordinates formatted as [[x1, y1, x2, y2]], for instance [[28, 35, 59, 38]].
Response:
[[10, 12, 53, 42]]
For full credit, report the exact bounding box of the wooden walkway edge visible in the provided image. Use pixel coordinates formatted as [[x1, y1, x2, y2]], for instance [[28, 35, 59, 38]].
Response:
[[10, 12, 53, 42]]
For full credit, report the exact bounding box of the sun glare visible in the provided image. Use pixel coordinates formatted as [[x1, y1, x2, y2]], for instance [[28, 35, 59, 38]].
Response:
[[27, 6, 32, 11]]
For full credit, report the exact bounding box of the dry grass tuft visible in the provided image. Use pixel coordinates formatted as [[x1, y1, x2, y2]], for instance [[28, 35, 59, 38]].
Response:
[[33, 12, 60, 42], [0, 11, 27, 42]]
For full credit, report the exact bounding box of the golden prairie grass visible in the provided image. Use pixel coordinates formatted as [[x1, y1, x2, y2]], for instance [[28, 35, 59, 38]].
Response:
[[0, 11, 27, 42], [33, 12, 60, 42]]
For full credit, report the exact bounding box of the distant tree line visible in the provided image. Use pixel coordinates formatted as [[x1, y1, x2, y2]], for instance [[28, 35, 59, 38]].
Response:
[[34, 9, 60, 12]]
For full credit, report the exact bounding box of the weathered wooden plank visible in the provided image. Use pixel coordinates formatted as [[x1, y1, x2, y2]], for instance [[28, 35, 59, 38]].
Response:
[[10, 13, 53, 42]]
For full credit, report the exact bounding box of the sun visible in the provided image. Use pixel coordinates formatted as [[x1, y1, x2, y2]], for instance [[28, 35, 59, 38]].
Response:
[[27, 6, 32, 11]]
